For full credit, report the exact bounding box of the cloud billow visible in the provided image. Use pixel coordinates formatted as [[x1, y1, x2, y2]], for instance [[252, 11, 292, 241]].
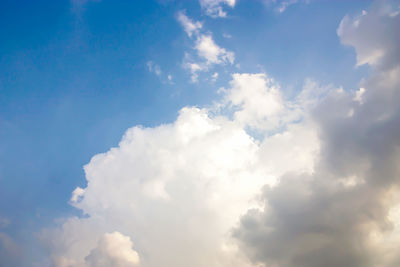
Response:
[[234, 2, 400, 267]]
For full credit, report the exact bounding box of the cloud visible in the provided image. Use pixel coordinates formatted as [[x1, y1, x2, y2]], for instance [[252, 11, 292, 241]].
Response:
[[211, 72, 219, 82], [184, 59, 207, 83], [177, 13, 235, 82], [234, 2, 400, 267], [146, 61, 162, 76], [337, 1, 400, 68], [70, 187, 85, 203], [263, 0, 309, 13], [276, 0, 298, 13], [218, 74, 327, 131], [41, 71, 321, 267], [220, 73, 285, 130], [195, 35, 235, 65], [199, 0, 236, 18], [85, 232, 140, 267], [177, 12, 203, 37], [41, 2, 400, 267]]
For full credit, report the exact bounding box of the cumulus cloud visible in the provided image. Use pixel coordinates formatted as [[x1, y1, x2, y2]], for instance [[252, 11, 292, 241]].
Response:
[[218, 74, 327, 131], [41, 71, 321, 267], [41, 2, 400, 267], [199, 0, 236, 18], [234, 2, 400, 267]]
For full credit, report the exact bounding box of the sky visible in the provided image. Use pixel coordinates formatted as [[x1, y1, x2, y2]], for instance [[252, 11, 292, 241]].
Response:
[[0, 0, 400, 266]]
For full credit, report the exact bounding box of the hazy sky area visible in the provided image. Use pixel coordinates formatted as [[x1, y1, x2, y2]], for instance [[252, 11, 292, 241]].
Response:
[[1, 0, 400, 266]]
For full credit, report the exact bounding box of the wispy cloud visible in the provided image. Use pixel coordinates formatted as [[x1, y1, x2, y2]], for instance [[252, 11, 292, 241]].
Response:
[[177, 12, 235, 82], [177, 12, 203, 37], [146, 61, 162, 76], [263, 0, 308, 13], [199, 0, 236, 18]]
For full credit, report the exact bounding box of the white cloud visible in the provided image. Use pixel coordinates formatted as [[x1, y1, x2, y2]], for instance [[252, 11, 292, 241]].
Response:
[[177, 13, 235, 82], [199, 0, 236, 18], [219, 74, 326, 131], [353, 87, 366, 103], [42, 72, 321, 267], [220, 73, 285, 130], [71, 187, 85, 203], [263, 0, 309, 13], [184, 61, 207, 83], [277, 0, 298, 13], [42, 2, 400, 267], [85, 232, 140, 267], [195, 35, 235, 65], [177, 12, 203, 37]]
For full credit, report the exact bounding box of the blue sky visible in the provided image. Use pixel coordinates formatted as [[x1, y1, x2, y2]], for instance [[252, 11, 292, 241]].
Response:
[[3, 0, 400, 266]]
